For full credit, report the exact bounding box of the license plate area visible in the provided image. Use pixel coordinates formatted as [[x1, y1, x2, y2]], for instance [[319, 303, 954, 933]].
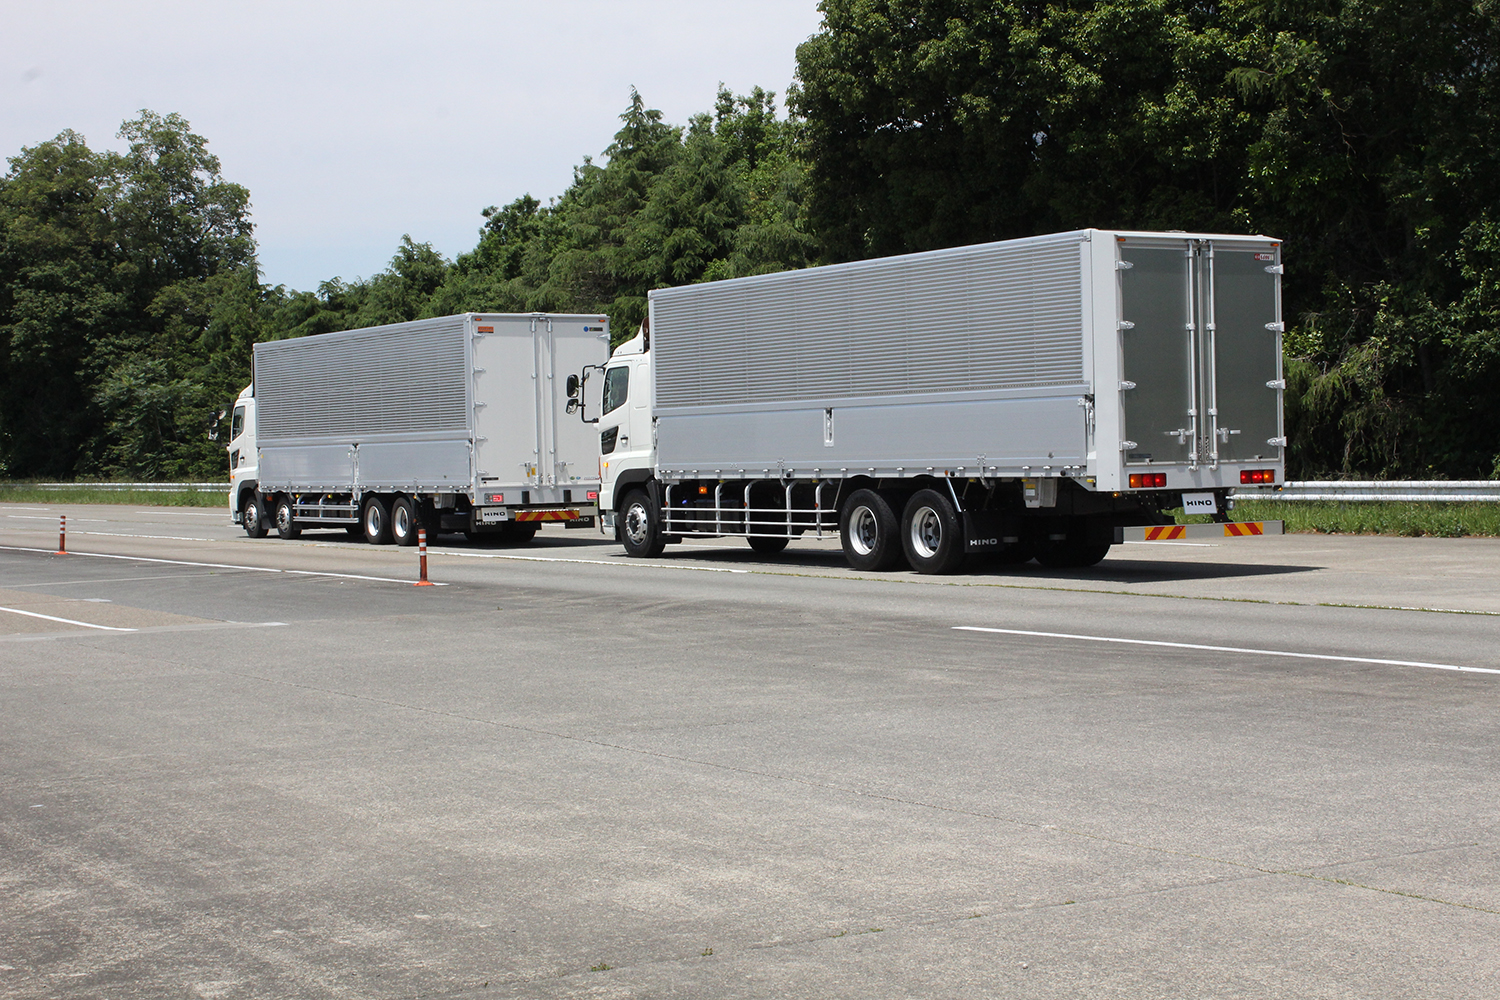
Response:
[[1182, 492, 1217, 515], [477, 507, 508, 524]]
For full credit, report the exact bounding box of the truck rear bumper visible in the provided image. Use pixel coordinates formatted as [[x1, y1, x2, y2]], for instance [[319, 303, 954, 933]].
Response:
[[1119, 521, 1284, 542]]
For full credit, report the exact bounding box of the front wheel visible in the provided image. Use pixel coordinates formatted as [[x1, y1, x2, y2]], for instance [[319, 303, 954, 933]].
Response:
[[390, 495, 420, 546], [242, 493, 268, 539], [900, 489, 966, 575], [747, 534, 789, 555], [275, 496, 300, 539], [1035, 539, 1111, 568], [620, 490, 666, 558], [838, 489, 902, 571], [362, 495, 393, 544]]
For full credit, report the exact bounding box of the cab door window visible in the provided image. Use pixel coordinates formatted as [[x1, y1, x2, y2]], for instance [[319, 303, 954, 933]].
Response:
[[602, 366, 629, 414]]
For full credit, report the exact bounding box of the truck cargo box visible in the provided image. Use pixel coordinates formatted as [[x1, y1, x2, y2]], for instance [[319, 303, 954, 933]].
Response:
[[252, 313, 608, 502], [647, 229, 1284, 492]]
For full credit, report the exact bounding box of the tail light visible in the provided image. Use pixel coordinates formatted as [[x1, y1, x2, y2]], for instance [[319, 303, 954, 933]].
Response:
[[1129, 472, 1167, 489], [586, 491, 598, 500], [1240, 469, 1276, 484]]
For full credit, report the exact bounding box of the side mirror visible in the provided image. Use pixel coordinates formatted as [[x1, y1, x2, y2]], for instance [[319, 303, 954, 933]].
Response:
[[566, 373, 580, 398], [566, 399, 580, 414]]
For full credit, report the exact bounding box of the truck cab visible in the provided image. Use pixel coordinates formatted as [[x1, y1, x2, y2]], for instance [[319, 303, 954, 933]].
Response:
[[226, 384, 265, 535], [596, 331, 655, 533]]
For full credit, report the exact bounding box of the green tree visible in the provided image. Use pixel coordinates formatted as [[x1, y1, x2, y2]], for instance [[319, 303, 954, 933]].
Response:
[[794, 0, 1500, 477], [0, 111, 258, 479]]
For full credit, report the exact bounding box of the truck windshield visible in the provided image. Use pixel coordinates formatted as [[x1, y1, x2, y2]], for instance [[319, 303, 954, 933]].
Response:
[[602, 366, 629, 414], [231, 406, 245, 439]]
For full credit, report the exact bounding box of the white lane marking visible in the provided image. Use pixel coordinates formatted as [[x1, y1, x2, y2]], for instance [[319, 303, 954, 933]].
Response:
[[1122, 540, 1217, 547], [310, 542, 752, 574], [84, 532, 216, 542], [0, 605, 137, 632], [1, 506, 52, 511], [0, 546, 446, 586], [138, 511, 226, 517], [952, 626, 1500, 676], [6, 515, 108, 522], [432, 550, 753, 573]]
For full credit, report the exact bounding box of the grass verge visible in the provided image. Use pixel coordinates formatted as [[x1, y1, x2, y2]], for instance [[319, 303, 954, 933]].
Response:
[[0, 484, 226, 507], [1202, 499, 1500, 538]]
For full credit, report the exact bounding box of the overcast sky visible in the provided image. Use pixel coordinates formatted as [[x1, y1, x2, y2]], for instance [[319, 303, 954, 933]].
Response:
[[2, 0, 825, 291]]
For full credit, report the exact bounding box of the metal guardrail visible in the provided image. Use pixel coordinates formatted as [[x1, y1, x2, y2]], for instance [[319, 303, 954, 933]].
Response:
[[1235, 481, 1500, 502], [25, 482, 227, 492]]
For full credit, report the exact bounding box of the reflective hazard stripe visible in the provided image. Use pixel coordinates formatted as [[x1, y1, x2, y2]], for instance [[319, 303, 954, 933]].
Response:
[[1143, 526, 1186, 541], [1223, 522, 1264, 536], [514, 510, 581, 522]]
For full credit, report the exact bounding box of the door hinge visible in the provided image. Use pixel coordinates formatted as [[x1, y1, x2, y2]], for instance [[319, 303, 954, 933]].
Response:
[[1120, 440, 1138, 450], [1267, 436, 1288, 447], [1118, 320, 1136, 330], [1115, 260, 1134, 270], [1265, 321, 1285, 332], [1266, 379, 1286, 390], [1118, 380, 1137, 390], [1264, 264, 1284, 274]]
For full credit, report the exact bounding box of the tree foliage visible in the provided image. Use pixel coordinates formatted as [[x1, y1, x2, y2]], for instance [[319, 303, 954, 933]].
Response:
[[793, 0, 1500, 477], [4, 11, 1498, 481]]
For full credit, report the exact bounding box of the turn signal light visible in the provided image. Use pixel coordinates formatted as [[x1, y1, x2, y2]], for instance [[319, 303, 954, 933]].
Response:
[[1129, 473, 1167, 489], [1240, 469, 1276, 484]]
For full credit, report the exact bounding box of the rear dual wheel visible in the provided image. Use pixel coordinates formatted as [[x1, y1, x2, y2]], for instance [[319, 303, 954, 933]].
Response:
[[900, 489, 966, 575], [838, 489, 902, 572]]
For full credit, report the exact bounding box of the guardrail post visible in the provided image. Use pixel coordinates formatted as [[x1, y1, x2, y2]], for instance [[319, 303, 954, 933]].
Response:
[[415, 528, 434, 587], [57, 514, 67, 555]]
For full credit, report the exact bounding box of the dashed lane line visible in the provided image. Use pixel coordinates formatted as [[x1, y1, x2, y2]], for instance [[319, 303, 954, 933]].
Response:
[[953, 625, 1499, 676]]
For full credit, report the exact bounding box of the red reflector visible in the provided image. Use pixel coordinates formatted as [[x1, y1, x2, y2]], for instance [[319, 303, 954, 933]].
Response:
[[487, 493, 504, 503], [1128, 473, 1167, 489], [1240, 469, 1275, 485], [586, 491, 598, 500]]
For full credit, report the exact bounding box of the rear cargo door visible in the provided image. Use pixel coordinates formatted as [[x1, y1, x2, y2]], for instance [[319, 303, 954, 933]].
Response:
[[472, 318, 541, 486], [1118, 238, 1283, 467], [1207, 245, 1283, 462]]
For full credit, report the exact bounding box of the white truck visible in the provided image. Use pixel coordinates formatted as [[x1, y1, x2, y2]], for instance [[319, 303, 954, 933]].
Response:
[[581, 229, 1286, 573], [227, 312, 609, 544]]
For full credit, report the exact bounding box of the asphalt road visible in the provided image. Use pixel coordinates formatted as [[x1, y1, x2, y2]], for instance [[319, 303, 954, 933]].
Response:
[[2, 503, 1498, 999]]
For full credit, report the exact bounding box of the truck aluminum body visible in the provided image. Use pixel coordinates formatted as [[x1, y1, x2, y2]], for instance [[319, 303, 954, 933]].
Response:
[[595, 229, 1285, 573], [228, 312, 609, 545]]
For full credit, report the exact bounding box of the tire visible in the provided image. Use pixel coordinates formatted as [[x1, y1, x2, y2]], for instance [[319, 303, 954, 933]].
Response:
[[838, 489, 902, 571], [747, 534, 789, 555], [900, 489, 966, 575], [274, 496, 300, 539], [390, 495, 419, 547], [362, 495, 393, 545], [620, 489, 666, 558], [241, 493, 268, 539], [502, 522, 539, 545], [1035, 539, 1112, 569]]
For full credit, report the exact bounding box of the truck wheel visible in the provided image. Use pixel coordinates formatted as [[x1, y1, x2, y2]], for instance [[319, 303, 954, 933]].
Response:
[[390, 496, 419, 546], [839, 489, 902, 571], [620, 490, 666, 558], [241, 493, 268, 539], [747, 535, 789, 555], [362, 495, 393, 545], [901, 489, 966, 574], [502, 522, 539, 545], [274, 496, 300, 539], [1035, 539, 1111, 568]]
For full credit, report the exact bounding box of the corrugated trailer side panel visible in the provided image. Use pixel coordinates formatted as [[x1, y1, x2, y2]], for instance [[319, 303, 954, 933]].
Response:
[[649, 231, 1094, 477], [254, 316, 474, 493]]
